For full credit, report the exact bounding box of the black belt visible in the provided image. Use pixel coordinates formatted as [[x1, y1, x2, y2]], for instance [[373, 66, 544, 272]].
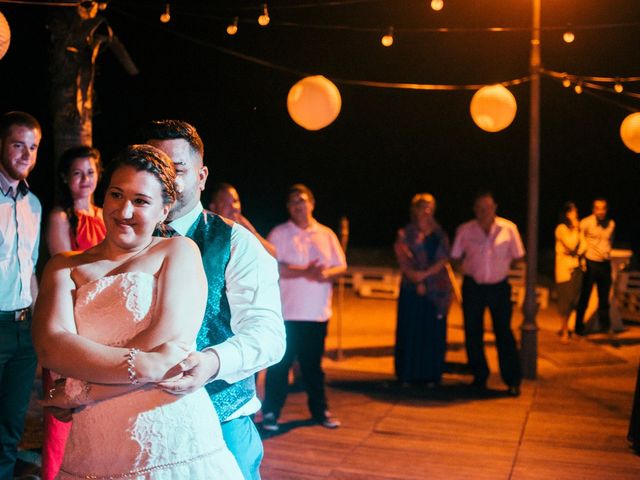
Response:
[[0, 308, 30, 321]]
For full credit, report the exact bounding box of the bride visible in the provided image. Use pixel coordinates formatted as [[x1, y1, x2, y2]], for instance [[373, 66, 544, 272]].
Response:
[[33, 145, 242, 479]]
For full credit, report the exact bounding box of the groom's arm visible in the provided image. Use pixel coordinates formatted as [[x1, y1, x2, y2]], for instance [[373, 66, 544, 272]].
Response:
[[160, 223, 285, 393]]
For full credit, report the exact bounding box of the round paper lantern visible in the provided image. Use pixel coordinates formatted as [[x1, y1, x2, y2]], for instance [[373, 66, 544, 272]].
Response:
[[0, 11, 10, 61], [287, 76, 342, 131], [470, 84, 517, 133], [620, 112, 640, 154]]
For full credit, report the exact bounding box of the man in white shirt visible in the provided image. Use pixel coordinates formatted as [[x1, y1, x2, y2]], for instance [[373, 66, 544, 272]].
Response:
[[450, 192, 524, 396], [574, 198, 615, 335], [262, 184, 346, 432], [142, 120, 285, 480], [0, 111, 42, 478]]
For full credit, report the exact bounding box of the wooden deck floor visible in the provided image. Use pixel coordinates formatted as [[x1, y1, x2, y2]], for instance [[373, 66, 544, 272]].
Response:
[[259, 292, 640, 479]]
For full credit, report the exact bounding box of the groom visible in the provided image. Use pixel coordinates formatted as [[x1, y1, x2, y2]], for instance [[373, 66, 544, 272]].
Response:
[[142, 120, 285, 479]]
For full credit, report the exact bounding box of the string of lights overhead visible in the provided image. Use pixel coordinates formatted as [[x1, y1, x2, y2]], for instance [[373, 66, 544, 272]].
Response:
[[1, 0, 638, 148]]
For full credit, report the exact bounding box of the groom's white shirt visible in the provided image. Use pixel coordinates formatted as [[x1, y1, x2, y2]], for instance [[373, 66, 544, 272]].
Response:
[[169, 202, 285, 420]]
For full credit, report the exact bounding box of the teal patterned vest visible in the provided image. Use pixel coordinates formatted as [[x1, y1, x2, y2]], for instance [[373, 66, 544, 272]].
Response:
[[186, 211, 256, 421]]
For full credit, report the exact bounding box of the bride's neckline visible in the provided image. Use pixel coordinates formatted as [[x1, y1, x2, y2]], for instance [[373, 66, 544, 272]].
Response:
[[76, 271, 156, 293]]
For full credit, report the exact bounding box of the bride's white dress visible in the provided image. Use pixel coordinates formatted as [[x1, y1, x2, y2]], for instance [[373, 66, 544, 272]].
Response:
[[57, 271, 242, 479]]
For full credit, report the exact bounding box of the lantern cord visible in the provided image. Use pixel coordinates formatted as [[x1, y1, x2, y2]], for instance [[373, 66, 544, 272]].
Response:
[[330, 76, 531, 91], [0, 0, 78, 6], [543, 69, 640, 84]]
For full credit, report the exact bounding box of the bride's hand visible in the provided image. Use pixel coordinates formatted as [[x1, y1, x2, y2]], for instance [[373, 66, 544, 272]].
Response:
[[158, 350, 220, 395], [41, 379, 85, 410], [136, 342, 191, 383]]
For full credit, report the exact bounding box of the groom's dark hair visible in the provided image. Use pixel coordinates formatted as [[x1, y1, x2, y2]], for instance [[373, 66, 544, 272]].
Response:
[[138, 119, 204, 159]]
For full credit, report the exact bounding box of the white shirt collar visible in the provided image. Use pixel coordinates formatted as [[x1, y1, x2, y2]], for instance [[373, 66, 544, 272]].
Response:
[[169, 202, 204, 236]]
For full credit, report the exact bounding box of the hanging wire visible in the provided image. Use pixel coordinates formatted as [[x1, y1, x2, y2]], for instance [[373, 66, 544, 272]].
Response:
[[543, 69, 640, 84], [0, 0, 78, 6], [110, 4, 531, 90]]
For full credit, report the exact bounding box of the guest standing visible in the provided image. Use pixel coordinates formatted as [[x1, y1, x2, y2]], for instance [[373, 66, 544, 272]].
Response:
[[209, 182, 276, 257], [394, 193, 452, 386], [262, 184, 346, 431], [574, 198, 615, 335], [41, 146, 106, 480], [450, 192, 524, 396], [0, 111, 42, 479], [554, 201, 586, 344]]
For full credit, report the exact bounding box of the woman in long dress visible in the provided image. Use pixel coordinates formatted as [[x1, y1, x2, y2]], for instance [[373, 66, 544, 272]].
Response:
[[394, 193, 452, 386], [33, 145, 242, 479], [42, 146, 106, 480], [554, 201, 585, 343]]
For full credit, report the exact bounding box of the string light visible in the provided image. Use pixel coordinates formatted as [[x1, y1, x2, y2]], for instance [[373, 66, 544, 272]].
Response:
[[430, 0, 444, 12], [258, 3, 270, 26], [614, 80, 624, 93], [562, 76, 571, 88], [160, 3, 171, 23], [563, 24, 574, 43], [381, 26, 394, 47], [98, 1, 107, 10], [227, 16, 238, 35], [574, 82, 583, 94]]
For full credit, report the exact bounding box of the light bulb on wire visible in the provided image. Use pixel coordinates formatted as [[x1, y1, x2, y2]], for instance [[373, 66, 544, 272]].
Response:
[[381, 27, 394, 47], [258, 4, 270, 26], [563, 25, 575, 43], [160, 3, 171, 23], [430, 0, 444, 11], [227, 16, 239, 35], [562, 76, 571, 88], [574, 82, 583, 94], [614, 80, 624, 93]]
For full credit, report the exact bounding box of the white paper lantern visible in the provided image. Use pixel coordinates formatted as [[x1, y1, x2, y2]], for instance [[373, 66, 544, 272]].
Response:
[[0, 11, 10, 61], [470, 84, 517, 133], [620, 112, 640, 154], [287, 76, 342, 131]]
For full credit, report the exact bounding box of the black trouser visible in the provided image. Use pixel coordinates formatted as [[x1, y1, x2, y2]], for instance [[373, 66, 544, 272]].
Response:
[[0, 310, 37, 480], [575, 259, 611, 334], [263, 321, 329, 420], [462, 277, 521, 388]]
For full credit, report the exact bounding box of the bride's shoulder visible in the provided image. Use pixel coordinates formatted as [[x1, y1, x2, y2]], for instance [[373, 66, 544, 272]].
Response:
[[154, 236, 201, 258], [42, 250, 86, 281]]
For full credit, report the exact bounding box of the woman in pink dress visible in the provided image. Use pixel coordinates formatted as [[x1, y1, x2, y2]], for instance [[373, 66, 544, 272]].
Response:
[[42, 146, 105, 480]]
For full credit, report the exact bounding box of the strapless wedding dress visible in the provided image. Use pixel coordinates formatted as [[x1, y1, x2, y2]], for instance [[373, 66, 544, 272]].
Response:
[[57, 271, 242, 479]]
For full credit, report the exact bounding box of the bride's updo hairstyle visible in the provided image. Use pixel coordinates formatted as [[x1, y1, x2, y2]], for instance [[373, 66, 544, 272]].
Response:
[[105, 144, 178, 206]]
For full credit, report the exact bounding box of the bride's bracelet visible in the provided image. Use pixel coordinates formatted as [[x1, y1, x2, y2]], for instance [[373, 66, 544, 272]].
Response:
[[126, 348, 141, 385]]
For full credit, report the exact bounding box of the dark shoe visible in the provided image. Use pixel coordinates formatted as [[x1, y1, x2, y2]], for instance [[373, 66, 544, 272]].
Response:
[[315, 411, 341, 429], [507, 385, 521, 397], [261, 412, 280, 432], [470, 377, 487, 390]]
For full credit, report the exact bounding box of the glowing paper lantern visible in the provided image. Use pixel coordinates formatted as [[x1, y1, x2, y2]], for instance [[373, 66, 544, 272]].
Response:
[[287, 75, 342, 131], [470, 84, 517, 133], [0, 11, 10, 60], [620, 112, 640, 153]]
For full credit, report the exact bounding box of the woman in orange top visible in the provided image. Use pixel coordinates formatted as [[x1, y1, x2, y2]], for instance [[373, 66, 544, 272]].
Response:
[[42, 146, 106, 480]]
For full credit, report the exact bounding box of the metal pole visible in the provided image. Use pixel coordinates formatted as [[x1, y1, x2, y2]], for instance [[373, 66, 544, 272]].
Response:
[[336, 216, 349, 361], [521, 0, 541, 379]]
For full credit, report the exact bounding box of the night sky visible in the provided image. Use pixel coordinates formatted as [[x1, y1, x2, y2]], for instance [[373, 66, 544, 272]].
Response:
[[1, 0, 640, 274]]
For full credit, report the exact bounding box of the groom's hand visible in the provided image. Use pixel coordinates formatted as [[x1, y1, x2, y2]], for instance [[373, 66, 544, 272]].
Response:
[[158, 350, 220, 395]]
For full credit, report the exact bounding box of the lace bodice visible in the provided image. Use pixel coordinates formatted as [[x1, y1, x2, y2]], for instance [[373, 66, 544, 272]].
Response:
[[58, 272, 241, 479]]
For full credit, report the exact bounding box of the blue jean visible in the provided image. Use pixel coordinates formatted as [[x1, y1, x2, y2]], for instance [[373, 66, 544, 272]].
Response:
[[0, 312, 37, 480], [221, 415, 263, 480]]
